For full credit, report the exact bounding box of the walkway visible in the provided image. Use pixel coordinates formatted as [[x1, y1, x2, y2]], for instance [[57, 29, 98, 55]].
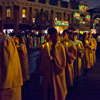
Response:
[[66, 58, 100, 100], [22, 54, 100, 100]]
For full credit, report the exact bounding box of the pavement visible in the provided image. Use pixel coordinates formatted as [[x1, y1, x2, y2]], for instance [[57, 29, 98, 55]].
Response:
[[66, 57, 100, 100], [22, 52, 100, 100]]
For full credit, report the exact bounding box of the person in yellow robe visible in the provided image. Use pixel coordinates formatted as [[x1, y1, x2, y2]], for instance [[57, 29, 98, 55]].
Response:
[[62, 29, 77, 88], [17, 36, 30, 82], [93, 37, 97, 64], [89, 33, 97, 65], [88, 33, 95, 67], [40, 27, 67, 100], [72, 33, 84, 78], [82, 32, 92, 76], [0, 31, 23, 100]]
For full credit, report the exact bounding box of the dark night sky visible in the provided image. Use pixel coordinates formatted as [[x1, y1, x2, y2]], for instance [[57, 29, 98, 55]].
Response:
[[82, 0, 100, 9], [63, 0, 100, 9]]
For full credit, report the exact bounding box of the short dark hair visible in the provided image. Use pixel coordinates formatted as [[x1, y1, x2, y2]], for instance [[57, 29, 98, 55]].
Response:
[[88, 32, 92, 35], [73, 32, 78, 37], [62, 29, 70, 36], [47, 27, 57, 36]]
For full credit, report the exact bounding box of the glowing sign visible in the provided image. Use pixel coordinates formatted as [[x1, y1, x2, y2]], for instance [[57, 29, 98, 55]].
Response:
[[54, 20, 69, 26], [73, 13, 80, 20], [79, 5, 88, 14]]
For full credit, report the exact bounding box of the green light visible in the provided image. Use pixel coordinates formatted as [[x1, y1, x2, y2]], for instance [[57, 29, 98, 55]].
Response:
[[54, 21, 69, 26]]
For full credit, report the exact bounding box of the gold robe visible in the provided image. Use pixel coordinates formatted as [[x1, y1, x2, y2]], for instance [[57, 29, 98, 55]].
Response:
[[89, 38, 95, 67], [0, 35, 23, 100], [17, 44, 30, 81], [83, 39, 91, 69], [92, 38, 97, 63], [62, 40, 77, 87], [40, 41, 67, 100], [73, 40, 84, 77]]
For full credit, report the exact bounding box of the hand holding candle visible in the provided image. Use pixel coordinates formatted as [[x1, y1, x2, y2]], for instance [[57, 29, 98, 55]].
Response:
[[66, 42, 68, 52], [47, 42, 51, 57]]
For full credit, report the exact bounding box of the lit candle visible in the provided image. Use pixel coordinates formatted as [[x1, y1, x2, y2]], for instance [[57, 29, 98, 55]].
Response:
[[66, 42, 68, 51], [78, 43, 80, 48], [66, 42, 68, 46], [47, 42, 51, 56]]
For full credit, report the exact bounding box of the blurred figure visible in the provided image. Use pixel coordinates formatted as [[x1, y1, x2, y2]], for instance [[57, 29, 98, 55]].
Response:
[[88, 33, 95, 67], [82, 33, 91, 76], [0, 31, 23, 100], [28, 36, 33, 49], [72, 33, 84, 78], [14, 36, 19, 47], [89, 33, 97, 65], [17, 36, 30, 82], [62, 29, 77, 88], [40, 27, 67, 100], [68, 25, 76, 40]]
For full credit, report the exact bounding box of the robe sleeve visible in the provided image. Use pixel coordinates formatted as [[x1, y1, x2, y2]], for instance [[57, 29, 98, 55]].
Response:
[[0, 37, 23, 88], [93, 38, 97, 51], [88, 39, 94, 50], [67, 44, 77, 61], [53, 43, 66, 70], [78, 42, 84, 58], [39, 44, 51, 76], [20, 44, 28, 59]]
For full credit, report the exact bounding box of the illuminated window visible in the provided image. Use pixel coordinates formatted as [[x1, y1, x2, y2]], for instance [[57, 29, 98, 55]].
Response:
[[22, 9, 26, 18], [6, 8, 11, 17]]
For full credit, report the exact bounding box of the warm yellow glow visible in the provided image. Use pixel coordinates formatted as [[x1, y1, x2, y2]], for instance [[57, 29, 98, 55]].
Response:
[[56, 27, 59, 31], [32, 18, 35, 23], [55, 17, 57, 21], [66, 42, 68, 46], [55, 26, 60, 33], [83, 21, 85, 24], [7, 8, 11, 17], [60, 30, 63, 34], [22, 9, 26, 18], [46, 42, 50, 56]]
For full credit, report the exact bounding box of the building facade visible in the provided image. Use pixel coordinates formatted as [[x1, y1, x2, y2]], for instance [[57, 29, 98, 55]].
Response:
[[0, 0, 90, 34], [88, 7, 100, 33]]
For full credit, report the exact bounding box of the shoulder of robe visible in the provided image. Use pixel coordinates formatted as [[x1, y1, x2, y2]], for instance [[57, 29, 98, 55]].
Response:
[[3, 35, 15, 47], [93, 38, 96, 42], [19, 44, 26, 50], [68, 40, 74, 47], [70, 40, 77, 50], [55, 42, 64, 49]]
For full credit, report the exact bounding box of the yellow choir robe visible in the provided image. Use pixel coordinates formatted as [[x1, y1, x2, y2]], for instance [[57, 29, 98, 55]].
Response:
[[73, 40, 84, 77], [17, 44, 30, 81], [0, 35, 23, 100], [92, 38, 97, 64], [40, 41, 67, 100], [62, 40, 77, 87], [21, 36, 27, 44], [83, 39, 92, 69], [89, 38, 95, 67]]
